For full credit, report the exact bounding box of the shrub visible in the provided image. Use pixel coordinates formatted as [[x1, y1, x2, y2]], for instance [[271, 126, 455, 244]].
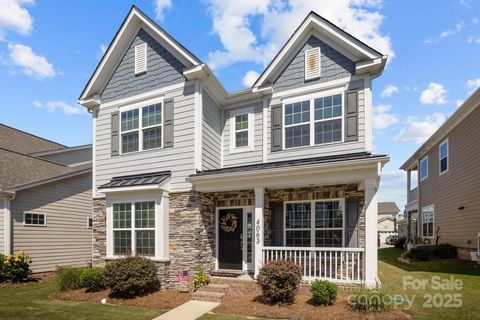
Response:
[[348, 287, 391, 312], [310, 280, 337, 306], [1, 251, 32, 283], [405, 246, 433, 261], [104, 257, 159, 298], [433, 244, 457, 259], [394, 236, 407, 249], [257, 260, 302, 304], [80, 268, 105, 292], [193, 267, 209, 288], [56, 267, 86, 291]]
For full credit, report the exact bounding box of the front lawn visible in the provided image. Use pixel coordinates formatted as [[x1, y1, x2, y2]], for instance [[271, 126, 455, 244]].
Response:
[[379, 247, 480, 320]]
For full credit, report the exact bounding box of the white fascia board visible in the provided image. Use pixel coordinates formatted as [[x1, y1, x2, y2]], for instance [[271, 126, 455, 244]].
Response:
[[98, 184, 167, 194]]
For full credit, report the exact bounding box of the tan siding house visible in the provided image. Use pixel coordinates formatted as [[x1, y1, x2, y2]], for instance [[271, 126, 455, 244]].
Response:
[[0, 124, 93, 272], [401, 88, 480, 258]]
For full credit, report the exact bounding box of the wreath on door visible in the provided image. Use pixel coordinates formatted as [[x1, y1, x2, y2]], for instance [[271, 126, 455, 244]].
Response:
[[220, 213, 238, 233]]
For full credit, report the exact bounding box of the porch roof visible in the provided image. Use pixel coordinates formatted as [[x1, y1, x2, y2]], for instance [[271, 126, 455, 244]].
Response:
[[99, 171, 171, 189]]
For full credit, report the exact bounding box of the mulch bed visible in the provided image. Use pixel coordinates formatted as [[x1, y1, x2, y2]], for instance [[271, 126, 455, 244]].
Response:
[[51, 288, 190, 310], [213, 286, 411, 320]]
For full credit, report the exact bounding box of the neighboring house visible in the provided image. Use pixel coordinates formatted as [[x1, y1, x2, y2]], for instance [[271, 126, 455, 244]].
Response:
[[401, 87, 480, 260], [78, 6, 388, 287], [377, 202, 400, 243], [0, 124, 92, 272]]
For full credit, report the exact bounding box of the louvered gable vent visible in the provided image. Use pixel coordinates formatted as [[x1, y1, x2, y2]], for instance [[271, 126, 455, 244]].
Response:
[[134, 43, 147, 74], [304, 47, 321, 80]]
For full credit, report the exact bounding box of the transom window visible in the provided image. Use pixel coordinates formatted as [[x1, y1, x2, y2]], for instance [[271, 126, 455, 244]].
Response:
[[24, 212, 46, 226], [120, 103, 162, 154], [439, 139, 448, 174], [420, 156, 428, 181], [284, 93, 343, 149], [285, 200, 343, 247], [112, 201, 156, 256], [235, 114, 249, 148], [422, 206, 434, 238]]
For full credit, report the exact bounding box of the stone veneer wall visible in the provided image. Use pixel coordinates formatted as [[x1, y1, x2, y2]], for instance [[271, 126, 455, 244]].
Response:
[[92, 197, 106, 267]]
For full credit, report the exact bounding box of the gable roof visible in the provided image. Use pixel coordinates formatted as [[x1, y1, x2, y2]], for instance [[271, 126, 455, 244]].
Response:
[[401, 86, 480, 170], [378, 202, 400, 214], [78, 5, 202, 104], [0, 123, 65, 154]]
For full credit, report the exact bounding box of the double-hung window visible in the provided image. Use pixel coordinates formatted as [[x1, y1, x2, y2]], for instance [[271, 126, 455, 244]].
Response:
[[420, 156, 428, 181], [235, 114, 249, 147], [230, 107, 254, 152], [284, 93, 343, 149], [112, 201, 156, 256], [120, 102, 163, 154], [285, 200, 343, 247], [439, 139, 448, 174], [422, 206, 434, 238]]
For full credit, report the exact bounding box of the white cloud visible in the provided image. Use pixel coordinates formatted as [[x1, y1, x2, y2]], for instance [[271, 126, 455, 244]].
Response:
[[373, 104, 398, 130], [100, 43, 107, 55], [466, 78, 480, 94], [456, 99, 464, 107], [33, 100, 87, 115], [381, 84, 399, 98], [154, 0, 172, 21], [0, 0, 34, 38], [7, 43, 55, 79], [393, 113, 446, 144], [242, 70, 259, 87], [378, 170, 406, 206], [419, 82, 447, 105], [425, 21, 465, 43], [204, 0, 394, 70]]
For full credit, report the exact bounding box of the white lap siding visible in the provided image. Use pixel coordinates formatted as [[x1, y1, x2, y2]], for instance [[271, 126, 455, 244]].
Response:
[[11, 173, 92, 272]]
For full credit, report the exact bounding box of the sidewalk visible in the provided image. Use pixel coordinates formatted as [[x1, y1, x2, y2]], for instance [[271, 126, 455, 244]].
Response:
[[153, 300, 220, 320]]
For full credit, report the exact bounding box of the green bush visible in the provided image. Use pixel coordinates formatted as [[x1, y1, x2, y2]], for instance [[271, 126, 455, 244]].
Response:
[[80, 268, 105, 292], [394, 236, 407, 249], [104, 257, 159, 298], [310, 280, 337, 305], [348, 287, 391, 312], [405, 246, 433, 261], [257, 260, 302, 304], [1, 251, 32, 283], [433, 244, 457, 259], [56, 267, 86, 291], [193, 267, 209, 288]]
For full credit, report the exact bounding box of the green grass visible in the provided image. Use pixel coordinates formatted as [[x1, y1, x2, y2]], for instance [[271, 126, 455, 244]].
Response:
[[0, 281, 162, 320], [379, 247, 480, 320]]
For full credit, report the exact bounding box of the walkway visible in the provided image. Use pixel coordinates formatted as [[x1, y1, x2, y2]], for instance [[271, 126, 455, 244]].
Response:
[[153, 300, 220, 320]]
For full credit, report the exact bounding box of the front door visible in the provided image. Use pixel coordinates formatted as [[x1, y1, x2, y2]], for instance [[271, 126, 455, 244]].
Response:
[[218, 208, 243, 270]]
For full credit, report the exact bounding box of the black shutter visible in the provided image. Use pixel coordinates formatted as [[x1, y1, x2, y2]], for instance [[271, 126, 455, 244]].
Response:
[[111, 111, 119, 156], [345, 90, 358, 142], [345, 198, 359, 247], [271, 104, 283, 152], [163, 98, 174, 148], [271, 202, 284, 246]]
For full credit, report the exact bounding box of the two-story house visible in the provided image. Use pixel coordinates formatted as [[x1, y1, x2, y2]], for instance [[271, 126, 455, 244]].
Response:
[[79, 6, 388, 288], [377, 202, 400, 244], [401, 87, 480, 260]]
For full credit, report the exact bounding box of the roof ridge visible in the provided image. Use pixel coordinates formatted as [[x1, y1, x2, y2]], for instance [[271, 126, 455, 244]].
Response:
[[0, 123, 66, 150]]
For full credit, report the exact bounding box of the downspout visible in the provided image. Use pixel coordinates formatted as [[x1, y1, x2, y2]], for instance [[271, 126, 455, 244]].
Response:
[[2, 191, 15, 255]]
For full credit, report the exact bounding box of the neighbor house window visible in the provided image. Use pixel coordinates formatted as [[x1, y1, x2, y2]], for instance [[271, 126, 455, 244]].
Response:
[[439, 139, 448, 174], [284, 93, 343, 149], [422, 206, 434, 238], [24, 212, 46, 226], [120, 102, 162, 154], [285, 200, 343, 247], [230, 107, 254, 152], [420, 156, 428, 181], [87, 217, 93, 229]]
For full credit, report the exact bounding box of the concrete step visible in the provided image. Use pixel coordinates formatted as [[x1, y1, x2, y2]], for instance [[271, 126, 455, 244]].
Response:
[[197, 283, 230, 294], [191, 290, 225, 302]]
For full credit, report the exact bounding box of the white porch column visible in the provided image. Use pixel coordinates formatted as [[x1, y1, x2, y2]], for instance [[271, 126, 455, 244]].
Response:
[[364, 177, 378, 288], [254, 187, 264, 278]]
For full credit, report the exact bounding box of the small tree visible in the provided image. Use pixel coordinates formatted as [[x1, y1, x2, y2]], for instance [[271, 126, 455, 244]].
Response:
[[257, 260, 302, 304]]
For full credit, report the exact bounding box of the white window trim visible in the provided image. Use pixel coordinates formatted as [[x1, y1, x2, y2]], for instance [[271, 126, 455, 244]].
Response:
[[422, 205, 435, 239], [420, 156, 429, 182], [119, 96, 164, 155], [283, 198, 345, 247], [23, 212, 47, 227], [282, 89, 345, 150], [229, 106, 254, 153], [134, 43, 147, 75], [439, 138, 449, 176], [304, 47, 321, 80], [87, 217, 93, 229], [106, 192, 168, 261]]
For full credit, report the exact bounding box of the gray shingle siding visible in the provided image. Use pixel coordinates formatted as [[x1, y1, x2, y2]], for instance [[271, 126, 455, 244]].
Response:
[[202, 91, 222, 170], [101, 28, 185, 103], [273, 36, 355, 92]]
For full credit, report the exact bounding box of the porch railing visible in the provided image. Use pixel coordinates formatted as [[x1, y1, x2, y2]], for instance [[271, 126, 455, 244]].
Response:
[[262, 246, 364, 284]]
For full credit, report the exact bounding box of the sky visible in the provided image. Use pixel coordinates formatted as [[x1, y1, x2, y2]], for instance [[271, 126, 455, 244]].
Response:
[[1, 0, 480, 209]]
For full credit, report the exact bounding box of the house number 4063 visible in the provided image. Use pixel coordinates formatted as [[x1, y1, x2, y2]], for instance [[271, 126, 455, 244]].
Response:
[[255, 218, 261, 244]]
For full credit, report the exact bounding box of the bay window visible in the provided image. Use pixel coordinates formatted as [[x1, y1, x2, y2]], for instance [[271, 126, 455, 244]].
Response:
[[285, 200, 344, 247], [284, 93, 343, 149]]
